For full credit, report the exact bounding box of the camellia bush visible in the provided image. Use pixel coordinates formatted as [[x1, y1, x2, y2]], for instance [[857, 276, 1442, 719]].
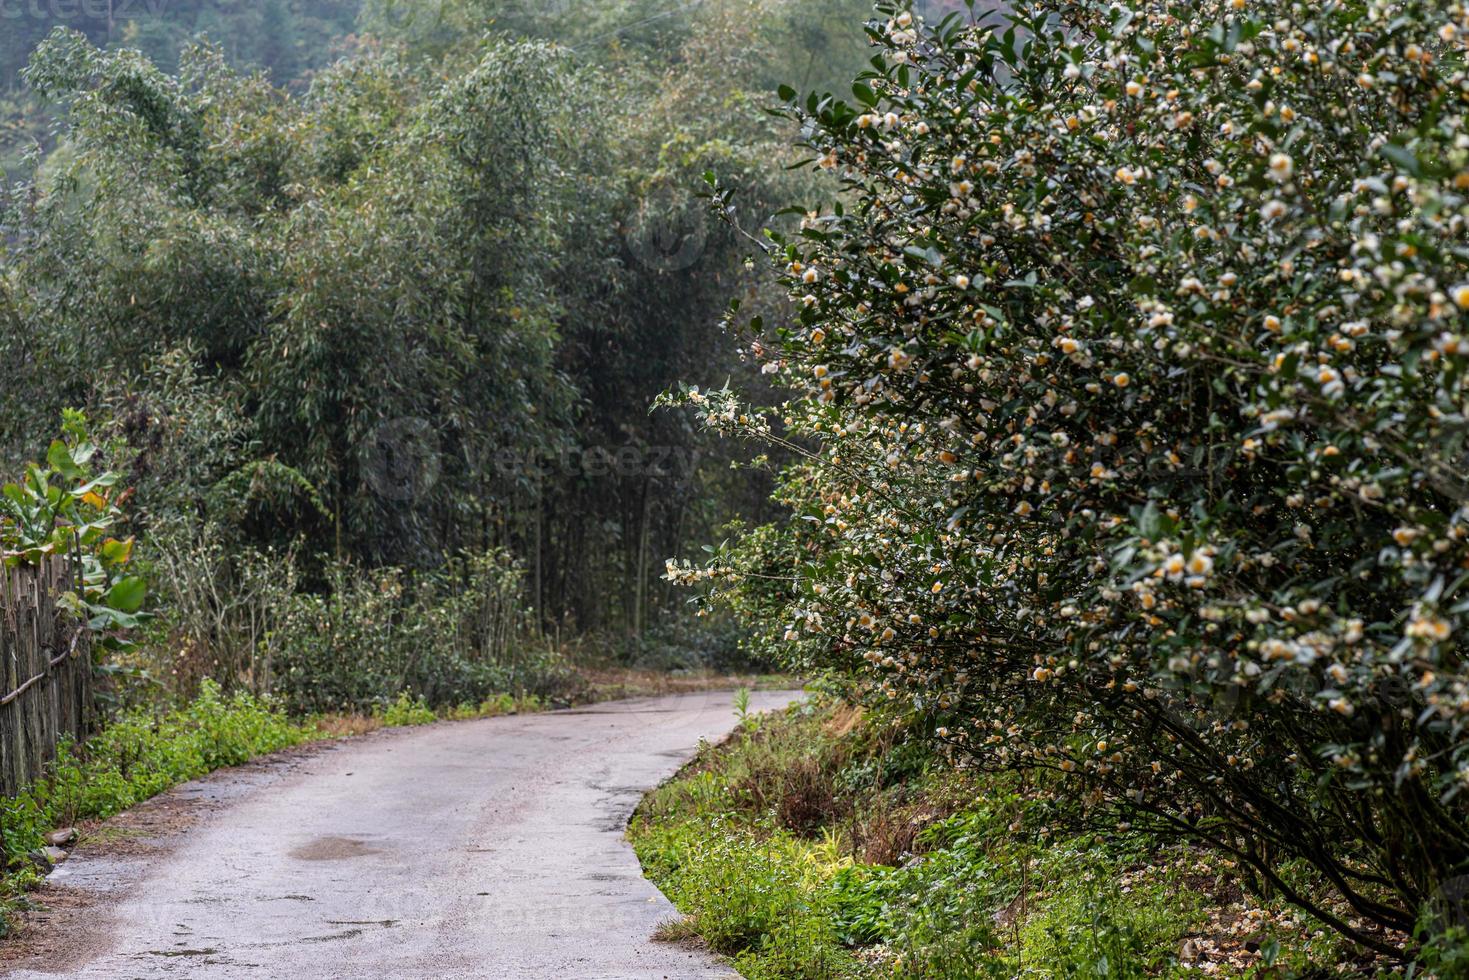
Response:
[[669, 0, 1469, 959]]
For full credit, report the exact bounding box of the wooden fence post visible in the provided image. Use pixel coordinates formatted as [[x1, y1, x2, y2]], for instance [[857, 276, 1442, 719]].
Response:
[[0, 557, 93, 801]]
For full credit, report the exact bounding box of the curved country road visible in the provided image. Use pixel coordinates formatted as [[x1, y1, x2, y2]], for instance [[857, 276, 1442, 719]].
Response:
[[4, 689, 803, 980]]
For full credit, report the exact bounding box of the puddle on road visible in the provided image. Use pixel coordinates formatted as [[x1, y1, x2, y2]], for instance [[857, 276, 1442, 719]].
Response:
[[288, 836, 382, 861]]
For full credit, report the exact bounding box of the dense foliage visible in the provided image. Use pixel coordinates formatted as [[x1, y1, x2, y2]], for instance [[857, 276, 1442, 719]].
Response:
[[0, 0, 874, 706], [672, 0, 1469, 960]]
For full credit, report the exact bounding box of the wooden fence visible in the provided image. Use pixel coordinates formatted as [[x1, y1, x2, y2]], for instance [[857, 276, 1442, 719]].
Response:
[[0, 558, 92, 798]]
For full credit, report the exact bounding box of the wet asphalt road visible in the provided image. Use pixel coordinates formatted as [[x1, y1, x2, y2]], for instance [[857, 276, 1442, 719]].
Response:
[[4, 689, 803, 980]]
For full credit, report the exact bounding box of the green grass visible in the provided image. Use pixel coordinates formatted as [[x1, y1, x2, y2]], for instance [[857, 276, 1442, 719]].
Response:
[[630, 697, 1389, 978]]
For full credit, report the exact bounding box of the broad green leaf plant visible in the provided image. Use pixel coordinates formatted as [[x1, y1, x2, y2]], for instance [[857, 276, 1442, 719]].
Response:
[[0, 411, 146, 637]]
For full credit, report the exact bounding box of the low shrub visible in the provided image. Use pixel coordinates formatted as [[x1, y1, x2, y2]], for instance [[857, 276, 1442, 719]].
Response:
[[635, 817, 858, 978], [735, 751, 845, 836], [1, 412, 148, 643], [633, 698, 1385, 977], [621, 612, 780, 676], [272, 549, 579, 715], [378, 692, 438, 727]]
